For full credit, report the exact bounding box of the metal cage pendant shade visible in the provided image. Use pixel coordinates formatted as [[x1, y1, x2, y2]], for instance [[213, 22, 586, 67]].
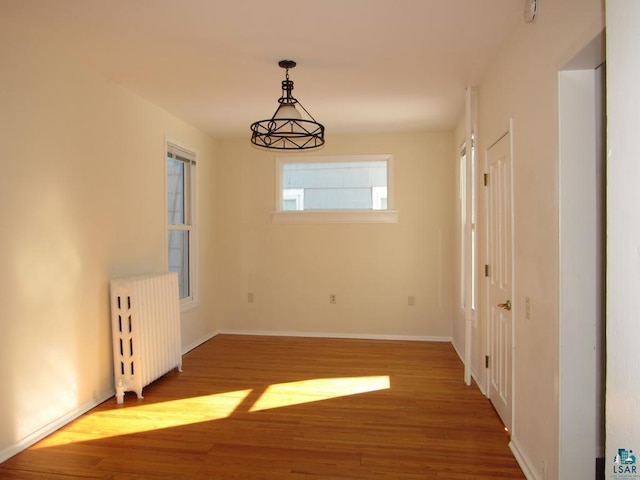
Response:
[[250, 60, 325, 150]]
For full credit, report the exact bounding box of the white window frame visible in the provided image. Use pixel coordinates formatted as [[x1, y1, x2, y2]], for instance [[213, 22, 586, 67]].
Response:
[[272, 154, 398, 224], [165, 137, 198, 311]]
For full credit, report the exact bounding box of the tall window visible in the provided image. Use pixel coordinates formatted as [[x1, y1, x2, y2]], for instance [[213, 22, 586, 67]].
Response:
[[166, 141, 196, 303], [470, 134, 477, 311], [460, 145, 467, 308], [459, 135, 477, 312]]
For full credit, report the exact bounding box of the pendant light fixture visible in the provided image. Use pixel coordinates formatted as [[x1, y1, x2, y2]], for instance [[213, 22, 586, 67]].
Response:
[[250, 60, 325, 150]]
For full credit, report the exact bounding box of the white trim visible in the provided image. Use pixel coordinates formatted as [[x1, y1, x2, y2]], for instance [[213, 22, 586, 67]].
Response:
[[509, 435, 539, 480], [271, 209, 399, 224], [179, 298, 200, 313], [471, 370, 486, 396], [483, 140, 491, 399], [508, 117, 516, 436], [216, 329, 451, 343], [451, 336, 465, 362], [0, 389, 115, 464]]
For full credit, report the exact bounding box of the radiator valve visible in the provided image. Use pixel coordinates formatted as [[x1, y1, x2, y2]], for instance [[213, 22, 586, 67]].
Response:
[[116, 379, 125, 404]]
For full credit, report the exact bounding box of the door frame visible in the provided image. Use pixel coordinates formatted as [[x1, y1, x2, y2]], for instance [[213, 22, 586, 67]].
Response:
[[483, 118, 515, 432]]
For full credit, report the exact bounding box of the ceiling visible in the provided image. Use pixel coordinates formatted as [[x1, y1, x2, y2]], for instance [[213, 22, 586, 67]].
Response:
[[1, 0, 523, 138]]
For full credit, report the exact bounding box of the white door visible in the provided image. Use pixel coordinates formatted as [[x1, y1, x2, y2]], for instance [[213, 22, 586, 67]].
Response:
[[486, 131, 513, 431]]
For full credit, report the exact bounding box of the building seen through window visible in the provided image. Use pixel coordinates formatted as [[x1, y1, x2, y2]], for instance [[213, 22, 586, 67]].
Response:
[[282, 161, 388, 211]]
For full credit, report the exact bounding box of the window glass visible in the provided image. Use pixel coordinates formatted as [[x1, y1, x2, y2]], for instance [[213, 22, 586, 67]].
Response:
[[168, 229, 189, 299], [166, 142, 196, 302], [281, 160, 388, 211], [167, 158, 186, 224]]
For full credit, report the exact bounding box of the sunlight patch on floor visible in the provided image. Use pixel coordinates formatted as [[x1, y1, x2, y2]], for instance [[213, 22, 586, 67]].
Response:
[[32, 375, 390, 449], [249, 376, 391, 412], [33, 389, 252, 448]]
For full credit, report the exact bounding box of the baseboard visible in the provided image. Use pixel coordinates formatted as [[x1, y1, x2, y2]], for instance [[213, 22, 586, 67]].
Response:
[[510, 434, 540, 480], [182, 330, 218, 355], [0, 389, 115, 464], [471, 368, 487, 396], [217, 329, 452, 343], [448, 340, 488, 396], [450, 337, 464, 361]]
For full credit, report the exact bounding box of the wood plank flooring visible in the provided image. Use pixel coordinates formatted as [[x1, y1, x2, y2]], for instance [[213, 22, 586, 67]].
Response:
[[0, 335, 525, 479]]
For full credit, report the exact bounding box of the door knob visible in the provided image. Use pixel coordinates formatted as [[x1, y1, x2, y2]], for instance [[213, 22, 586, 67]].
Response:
[[498, 300, 512, 311]]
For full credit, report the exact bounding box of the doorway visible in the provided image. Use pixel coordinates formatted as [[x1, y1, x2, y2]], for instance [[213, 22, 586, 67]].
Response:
[[558, 31, 605, 479]]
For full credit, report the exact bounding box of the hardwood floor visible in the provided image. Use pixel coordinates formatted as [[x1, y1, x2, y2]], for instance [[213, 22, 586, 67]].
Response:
[[0, 335, 525, 479]]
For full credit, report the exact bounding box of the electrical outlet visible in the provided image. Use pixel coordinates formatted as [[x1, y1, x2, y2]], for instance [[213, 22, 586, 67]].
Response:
[[329, 294, 337, 304], [408, 295, 415, 306], [525, 296, 531, 319], [248, 292, 254, 303]]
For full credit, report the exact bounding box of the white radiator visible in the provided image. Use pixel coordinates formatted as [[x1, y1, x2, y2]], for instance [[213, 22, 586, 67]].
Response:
[[110, 272, 182, 404]]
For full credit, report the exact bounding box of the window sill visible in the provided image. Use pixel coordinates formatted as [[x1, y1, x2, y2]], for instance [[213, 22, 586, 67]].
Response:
[[180, 298, 199, 313], [271, 210, 399, 224]]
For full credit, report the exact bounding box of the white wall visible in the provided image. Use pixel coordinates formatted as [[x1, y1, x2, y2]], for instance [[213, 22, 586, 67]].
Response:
[[475, 0, 604, 478], [606, 1, 640, 479], [0, 20, 218, 460], [214, 132, 455, 339]]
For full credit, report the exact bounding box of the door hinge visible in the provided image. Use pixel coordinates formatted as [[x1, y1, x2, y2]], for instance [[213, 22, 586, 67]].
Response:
[[485, 355, 490, 368], [483, 173, 488, 186], [484, 264, 490, 277]]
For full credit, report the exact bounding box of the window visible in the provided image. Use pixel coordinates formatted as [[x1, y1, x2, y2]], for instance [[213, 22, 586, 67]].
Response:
[[273, 155, 397, 223], [470, 134, 477, 311], [459, 145, 467, 308], [166, 140, 197, 306], [459, 135, 477, 312]]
